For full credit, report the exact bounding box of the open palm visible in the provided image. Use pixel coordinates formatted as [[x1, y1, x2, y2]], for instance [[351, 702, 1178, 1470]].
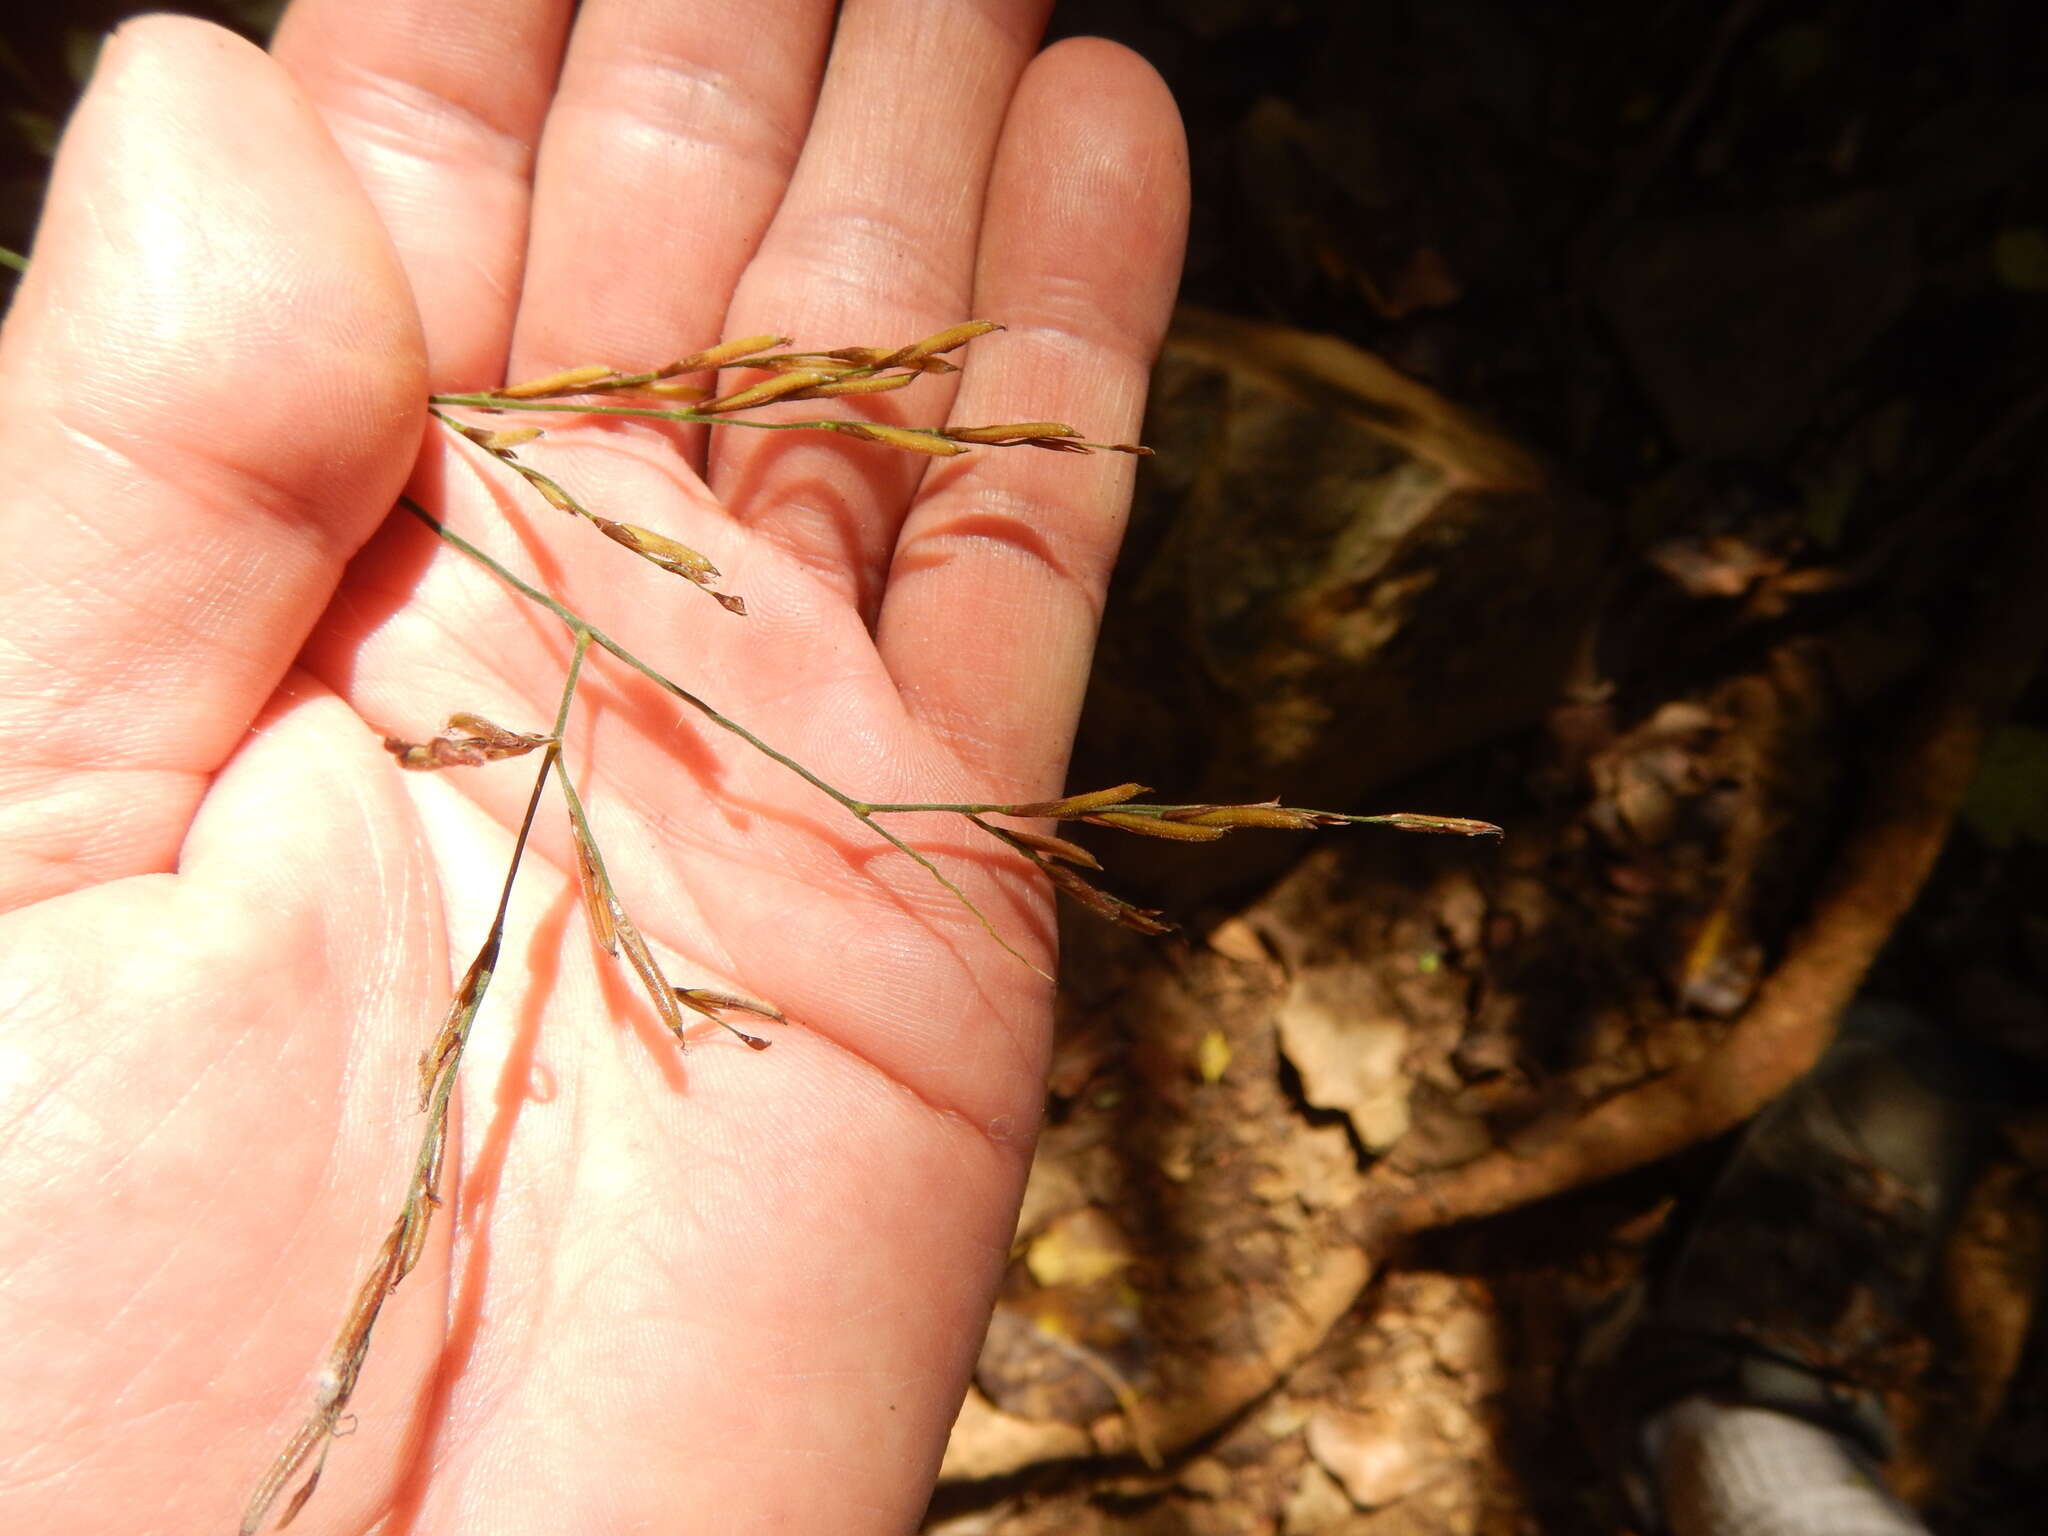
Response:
[[0, 5, 1185, 1532]]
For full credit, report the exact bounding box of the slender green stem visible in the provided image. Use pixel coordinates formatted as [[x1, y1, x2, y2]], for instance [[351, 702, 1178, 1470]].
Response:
[[398, 497, 1048, 980], [0, 246, 25, 275], [431, 404, 601, 518], [856, 800, 1024, 815]]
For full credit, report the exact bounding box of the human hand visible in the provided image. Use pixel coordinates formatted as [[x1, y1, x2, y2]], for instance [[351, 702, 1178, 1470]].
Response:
[[0, 4, 1185, 1531]]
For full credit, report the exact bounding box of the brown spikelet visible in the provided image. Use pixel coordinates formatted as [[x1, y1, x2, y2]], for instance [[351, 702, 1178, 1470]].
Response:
[[1007, 783, 1151, 818], [943, 421, 1078, 445], [448, 420, 545, 453], [781, 372, 920, 400], [663, 334, 791, 373], [570, 824, 619, 957], [1083, 811, 1230, 842], [697, 368, 838, 413], [384, 715, 553, 772], [880, 320, 1002, 366], [595, 520, 719, 583], [1164, 802, 1340, 830], [832, 421, 970, 457], [1004, 827, 1103, 869], [1367, 813, 1504, 837], [496, 363, 616, 399], [1044, 862, 1176, 935]]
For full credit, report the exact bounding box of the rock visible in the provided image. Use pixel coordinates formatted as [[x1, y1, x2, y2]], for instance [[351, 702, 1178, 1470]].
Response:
[[1071, 306, 1605, 902], [1282, 1460, 1357, 1534], [1305, 1408, 1434, 1509], [1429, 1308, 1498, 1378], [1276, 970, 1412, 1150], [939, 1387, 1093, 1483], [1178, 1456, 1235, 1499]]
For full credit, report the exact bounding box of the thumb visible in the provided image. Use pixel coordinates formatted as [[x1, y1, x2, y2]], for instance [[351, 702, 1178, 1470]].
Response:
[[0, 16, 425, 911]]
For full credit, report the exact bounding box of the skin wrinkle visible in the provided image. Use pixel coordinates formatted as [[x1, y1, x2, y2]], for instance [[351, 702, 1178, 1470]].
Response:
[[1, 518, 301, 738], [912, 711, 1023, 786], [0, 985, 105, 1174], [80, 1013, 229, 1201], [894, 485, 1100, 594], [764, 207, 971, 319], [995, 256, 1146, 340], [323, 56, 545, 170], [44, 397, 397, 578], [0, 775, 198, 902], [599, 46, 807, 173], [456, 242, 519, 308], [336, 762, 434, 953], [994, 299, 1156, 386]]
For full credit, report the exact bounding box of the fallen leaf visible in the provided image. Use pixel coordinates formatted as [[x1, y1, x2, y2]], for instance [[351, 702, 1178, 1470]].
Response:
[[1026, 1208, 1136, 1289]]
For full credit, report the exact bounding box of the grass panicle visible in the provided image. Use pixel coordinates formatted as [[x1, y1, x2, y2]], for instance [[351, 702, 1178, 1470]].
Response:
[[241, 322, 1494, 1531]]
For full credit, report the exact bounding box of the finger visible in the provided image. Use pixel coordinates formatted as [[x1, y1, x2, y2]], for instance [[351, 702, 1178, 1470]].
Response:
[[875, 38, 1186, 798], [0, 17, 425, 912], [507, 0, 835, 401], [705, 0, 1052, 618], [273, 0, 574, 389]]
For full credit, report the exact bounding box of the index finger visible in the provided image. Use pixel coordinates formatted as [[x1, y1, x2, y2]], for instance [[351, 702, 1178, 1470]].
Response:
[[273, 0, 574, 388]]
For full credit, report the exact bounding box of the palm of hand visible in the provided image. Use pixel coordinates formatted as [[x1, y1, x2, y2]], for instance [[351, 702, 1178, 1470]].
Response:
[[0, 6, 1183, 1533]]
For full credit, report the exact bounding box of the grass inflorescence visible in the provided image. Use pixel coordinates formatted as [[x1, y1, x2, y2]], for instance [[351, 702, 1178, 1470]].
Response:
[[241, 323, 1496, 1532]]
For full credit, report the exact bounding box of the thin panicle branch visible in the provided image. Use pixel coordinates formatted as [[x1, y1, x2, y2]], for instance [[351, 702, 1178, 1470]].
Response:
[[551, 753, 780, 1050], [869, 790, 1500, 934], [429, 322, 1147, 470], [429, 409, 747, 614], [241, 638, 590, 1535], [398, 497, 1051, 982]]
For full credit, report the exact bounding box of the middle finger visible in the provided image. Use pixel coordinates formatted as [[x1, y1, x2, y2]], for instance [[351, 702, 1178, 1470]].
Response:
[[706, 0, 1053, 620], [509, 0, 837, 390]]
